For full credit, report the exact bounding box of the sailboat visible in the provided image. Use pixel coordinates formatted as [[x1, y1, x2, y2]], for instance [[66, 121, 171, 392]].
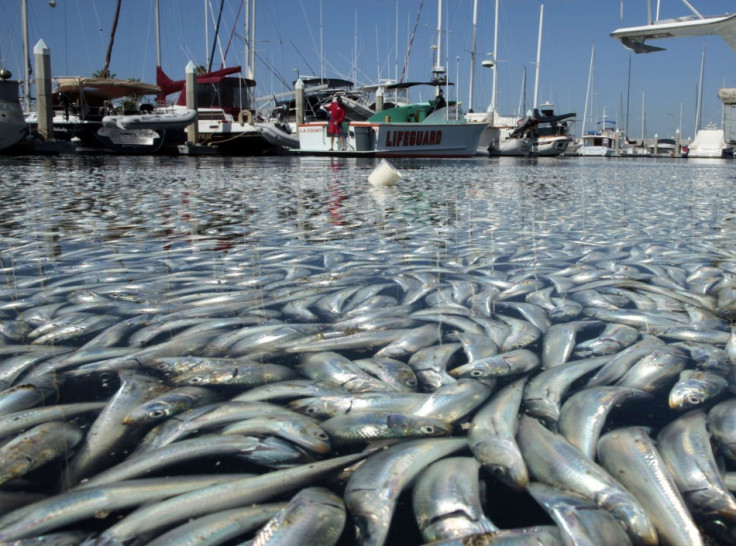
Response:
[[465, 0, 533, 156]]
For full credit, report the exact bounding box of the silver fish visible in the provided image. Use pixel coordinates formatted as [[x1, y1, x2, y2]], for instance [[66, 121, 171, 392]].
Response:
[[558, 385, 652, 460], [145, 504, 285, 546], [320, 410, 452, 445], [246, 487, 346, 546], [616, 344, 689, 393], [76, 435, 260, 488], [668, 369, 728, 410], [526, 482, 633, 546], [344, 437, 467, 546], [298, 351, 392, 392], [707, 398, 736, 463], [407, 342, 462, 391], [221, 414, 332, 454], [95, 451, 370, 545], [517, 415, 657, 545], [0, 475, 250, 541], [598, 427, 704, 546], [0, 421, 83, 485], [467, 377, 528, 490], [523, 356, 609, 428], [412, 456, 497, 543], [449, 349, 539, 379], [657, 410, 736, 534]]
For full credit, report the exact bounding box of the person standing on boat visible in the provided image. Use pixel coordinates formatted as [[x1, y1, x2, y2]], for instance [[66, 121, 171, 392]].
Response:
[[325, 96, 346, 151]]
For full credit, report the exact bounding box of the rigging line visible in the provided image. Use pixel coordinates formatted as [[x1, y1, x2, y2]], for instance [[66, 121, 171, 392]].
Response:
[[399, 0, 425, 84], [208, 0, 225, 73], [288, 39, 317, 79], [222, 0, 245, 69]]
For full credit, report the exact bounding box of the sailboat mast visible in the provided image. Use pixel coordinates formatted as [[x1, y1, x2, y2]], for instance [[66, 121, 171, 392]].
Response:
[[468, 0, 478, 111], [581, 43, 594, 136], [21, 0, 30, 111], [244, 0, 250, 78], [532, 4, 543, 109], [102, 0, 122, 78], [155, 0, 161, 69], [491, 0, 499, 112], [250, 0, 256, 81], [432, 0, 445, 93], [694, 42, 705, 132]]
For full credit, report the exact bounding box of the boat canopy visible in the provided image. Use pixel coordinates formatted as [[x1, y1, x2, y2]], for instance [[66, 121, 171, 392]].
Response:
[[54, 78, 161, 102]]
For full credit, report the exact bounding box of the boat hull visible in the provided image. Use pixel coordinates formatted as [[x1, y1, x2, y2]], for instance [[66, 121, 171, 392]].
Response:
[[297, 121, 485, 158], [0, 80, 27, 152]]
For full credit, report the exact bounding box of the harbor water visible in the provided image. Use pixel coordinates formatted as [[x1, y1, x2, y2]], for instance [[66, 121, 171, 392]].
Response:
[[0, 153, 735, 544]]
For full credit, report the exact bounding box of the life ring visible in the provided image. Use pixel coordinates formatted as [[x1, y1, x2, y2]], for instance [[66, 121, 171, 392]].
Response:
[[516, 118, 525, 126], [238, 109, 253, 126]]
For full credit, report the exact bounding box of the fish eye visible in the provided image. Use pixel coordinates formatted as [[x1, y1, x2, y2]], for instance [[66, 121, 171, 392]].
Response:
[[316, 431, 329, 440], [421, 425, 436, 434], [687, 395, 701, 406], [148, 409, 167, 419], [304, 407, 317, 415], [405, 379, 418, 387], [188, 376, 204, 384], [470, 370, 484, 377]]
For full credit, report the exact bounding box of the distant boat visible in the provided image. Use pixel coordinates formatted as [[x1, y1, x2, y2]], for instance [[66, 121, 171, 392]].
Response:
[[531, 103, 576, 156], [0, 70, 27, 152], [687, 124, 734, 158]]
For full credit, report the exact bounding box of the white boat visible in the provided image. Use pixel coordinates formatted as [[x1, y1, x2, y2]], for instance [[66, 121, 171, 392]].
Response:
[[611, 4, 736, 54], [531, 104, 576, 156], [106, 107, 196, 131], [687, 124, 734, 158], [578, 129, 626, 157], [0, 70, 26, 152], [466, 111, 532, 156], [297, 99, 485, 158]]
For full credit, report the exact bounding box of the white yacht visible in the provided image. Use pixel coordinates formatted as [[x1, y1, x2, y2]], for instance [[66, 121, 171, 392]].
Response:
[[687, 124, 734, 158], [0, 70, 27, 152]]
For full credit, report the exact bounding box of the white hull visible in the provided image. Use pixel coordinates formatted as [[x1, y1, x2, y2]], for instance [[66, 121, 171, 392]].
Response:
[[298, 120, 485, 157], [579, 145, 616, 157], [467, 112, 532, 156], [104, 108, 197, 131], [257, 122, 300, 149], [0, 80, 26, 151], [534, 135, 572, 156], [687, 128, 733, 158]]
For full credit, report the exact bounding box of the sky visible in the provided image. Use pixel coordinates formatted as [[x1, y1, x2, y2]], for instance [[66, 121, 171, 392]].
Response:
[[1, 0, 736, 141]]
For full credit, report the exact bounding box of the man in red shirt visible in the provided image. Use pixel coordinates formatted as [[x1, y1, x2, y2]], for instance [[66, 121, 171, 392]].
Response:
[[325, 96, 346, 151]]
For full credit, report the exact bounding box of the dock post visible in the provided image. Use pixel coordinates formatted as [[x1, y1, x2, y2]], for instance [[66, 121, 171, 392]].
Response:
[[185, 61, 198, 144], [34, 39, 53, 141], [375, 86, 384, 113], [295, 78, 304, 132]]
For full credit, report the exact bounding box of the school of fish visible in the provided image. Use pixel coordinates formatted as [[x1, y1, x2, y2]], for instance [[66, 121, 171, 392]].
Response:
[[0, 155, 734, 545]]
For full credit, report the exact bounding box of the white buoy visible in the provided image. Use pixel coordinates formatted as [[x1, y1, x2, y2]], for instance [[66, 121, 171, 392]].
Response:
[[368, 159, 402, 187]]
